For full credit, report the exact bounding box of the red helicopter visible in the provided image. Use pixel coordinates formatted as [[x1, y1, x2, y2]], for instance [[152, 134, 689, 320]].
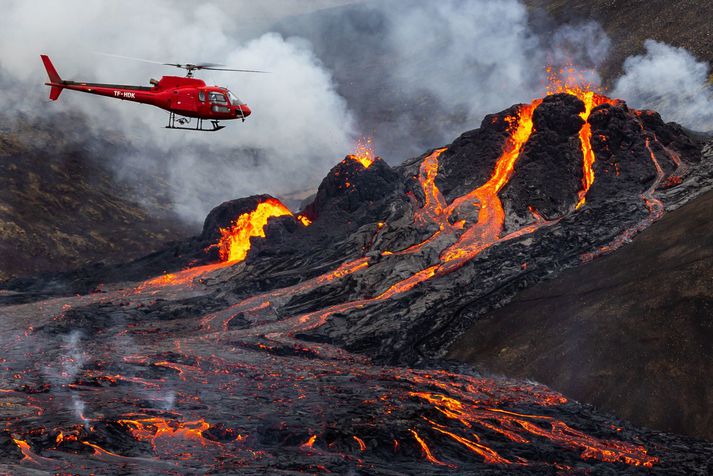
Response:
[[41, 54, 266, 132]]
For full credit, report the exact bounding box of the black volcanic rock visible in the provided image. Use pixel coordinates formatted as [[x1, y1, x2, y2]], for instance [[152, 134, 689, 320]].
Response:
[[302, 156, 402, 225], [588, 104, 660, 202], [2, 93, 713, 474], [633, 109, 702, 163], [502, 93, 587, 221], [434, 104, 523, 200]]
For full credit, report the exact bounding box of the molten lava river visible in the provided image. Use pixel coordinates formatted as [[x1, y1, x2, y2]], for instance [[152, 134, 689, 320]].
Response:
[[0, 88, 707, 474]]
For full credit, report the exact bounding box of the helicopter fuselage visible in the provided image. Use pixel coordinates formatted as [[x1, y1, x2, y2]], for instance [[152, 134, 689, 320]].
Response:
[[41, 55, 252, 127], [50, 75, 251, 120]]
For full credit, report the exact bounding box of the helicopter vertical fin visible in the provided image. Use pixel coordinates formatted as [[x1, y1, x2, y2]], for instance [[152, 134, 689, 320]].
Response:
[[40, 54, 64, 100]]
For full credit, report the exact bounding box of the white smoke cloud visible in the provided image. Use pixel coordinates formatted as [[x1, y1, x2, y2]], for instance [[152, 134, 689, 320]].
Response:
[[281, 0, 614, 158], [548, 21, 611, 87], [613, 40, 713, 132], [383, 0, 545, 125]]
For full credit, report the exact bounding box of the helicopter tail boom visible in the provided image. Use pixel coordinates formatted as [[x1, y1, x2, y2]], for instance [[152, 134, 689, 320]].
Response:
[[41, 55, 64, 101]]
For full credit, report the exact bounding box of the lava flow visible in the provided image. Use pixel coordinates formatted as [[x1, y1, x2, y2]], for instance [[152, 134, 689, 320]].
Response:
[[217, 197, 293, 263], [1, 77, 708, 474], [440, 99, 542, 263], [546, 67, 618, 209]]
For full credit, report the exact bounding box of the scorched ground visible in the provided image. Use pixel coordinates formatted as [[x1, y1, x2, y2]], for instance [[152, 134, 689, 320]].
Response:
[[1, 90, 713, 474]]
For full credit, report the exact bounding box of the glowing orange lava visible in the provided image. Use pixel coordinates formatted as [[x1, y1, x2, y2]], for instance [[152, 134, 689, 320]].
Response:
[[55, 431, 78, 446], [301, 434, 317, 449], [440, 99, 541, 262], [117, 417, 213, 447], [12, 438, 32, 461], [136, 261, 233, 291], [409, 429, 449, 466], [83, 441, 124, 458], [296, 214, 312, 226], [546, 66, 617, 209], [409, 390, 657, 468], [413, 147, 448, 225], [218, 198, 293, 263], [348, 137, 376, 168]]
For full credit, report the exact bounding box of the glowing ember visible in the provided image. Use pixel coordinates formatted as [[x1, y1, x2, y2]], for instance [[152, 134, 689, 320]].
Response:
[[217, 198, 293, 263], [348, 137, 376, 168], [296, 214, 312, 226], [13, 438, 32, 461], [301, 434, 317, 449]]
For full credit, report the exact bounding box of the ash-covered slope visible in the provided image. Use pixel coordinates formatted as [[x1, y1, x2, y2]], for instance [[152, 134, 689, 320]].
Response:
[[1, 91, 712, 474], [0, 114, 192, 281], [448, 187, 713, 441]]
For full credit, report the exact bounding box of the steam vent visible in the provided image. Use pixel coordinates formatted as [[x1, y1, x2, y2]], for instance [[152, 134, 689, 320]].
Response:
[[2, 89, 713, 475]]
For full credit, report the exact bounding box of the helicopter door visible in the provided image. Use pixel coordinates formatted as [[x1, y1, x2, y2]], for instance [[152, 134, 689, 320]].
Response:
[[172, 90, 199, 114]]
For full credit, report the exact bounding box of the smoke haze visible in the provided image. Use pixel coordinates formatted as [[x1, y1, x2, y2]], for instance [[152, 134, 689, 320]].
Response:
[[1, 0, 711, 223], [274, 1, 614, 159], [613, 40, 713, 132]]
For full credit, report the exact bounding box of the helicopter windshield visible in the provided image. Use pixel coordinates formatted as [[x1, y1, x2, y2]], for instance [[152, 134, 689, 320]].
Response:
[[227, 91, 243, 106], [208, 92, 228, 104]]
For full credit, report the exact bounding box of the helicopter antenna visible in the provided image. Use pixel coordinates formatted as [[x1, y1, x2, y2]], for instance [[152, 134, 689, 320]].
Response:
[[96, 52, 270, 77]]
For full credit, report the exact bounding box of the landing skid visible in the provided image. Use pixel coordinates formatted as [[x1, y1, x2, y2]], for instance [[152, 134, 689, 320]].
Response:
[[166, 112, 224, 132]]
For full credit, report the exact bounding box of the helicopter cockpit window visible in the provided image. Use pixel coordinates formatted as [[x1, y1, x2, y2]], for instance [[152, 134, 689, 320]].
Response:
[[198, 91, 206, 102], [208, 92, 228, 104], [227, 91, 243, 106]]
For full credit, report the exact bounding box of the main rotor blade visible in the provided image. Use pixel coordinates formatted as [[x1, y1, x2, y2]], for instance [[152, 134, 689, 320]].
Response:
[[200, 66, 271, 73], [195, 63, 226, 68], [164, 63, 227, 69], [96, 53, 269, 74], [96, 52, 168, 65]]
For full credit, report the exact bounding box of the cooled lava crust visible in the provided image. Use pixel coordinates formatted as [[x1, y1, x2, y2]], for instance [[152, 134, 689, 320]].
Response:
[[1, 93, 712, 474]]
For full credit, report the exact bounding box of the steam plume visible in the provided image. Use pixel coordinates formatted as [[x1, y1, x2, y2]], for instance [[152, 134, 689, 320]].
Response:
[[613, 40, 713, 132]]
